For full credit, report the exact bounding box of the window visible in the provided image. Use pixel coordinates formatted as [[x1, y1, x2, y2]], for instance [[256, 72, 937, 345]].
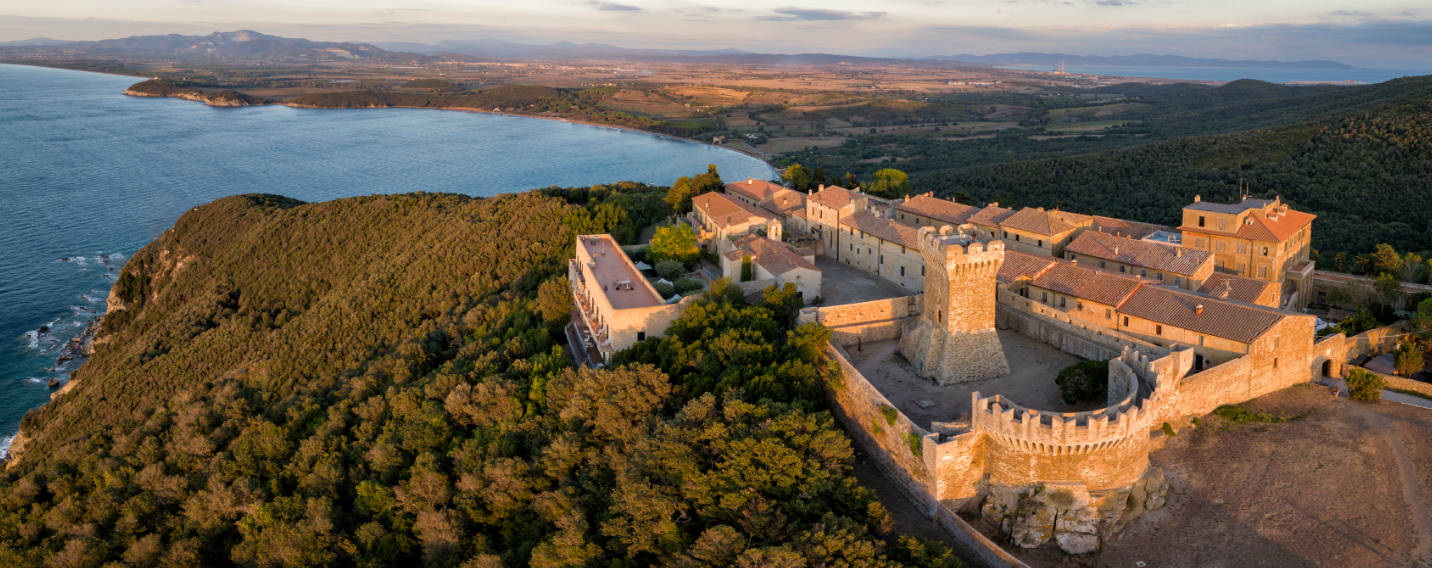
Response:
[[900, 266, 905, 276], [1273, 358, 1279, 369], [1037, 239, 1043, 247], [1123, 316, 1130, 326], [1238, 244, 1247, 253], [1014, 234, 1021, 241], [1042, 292, 1049, 303], [1262, 247, 1269, 256], [1194, 238, 1206, 248], [637, 331, 646, 341], [1156, 324, 1163, 336], [1157, 273, 1164, 281], [1105, 309, 1112, 319], [1216, 241, 1226, 252], [1198, 215, 1206, 227], [1100, 260, 1107, 268], [921, 266, 925, 276], [879, 254, 884, 264], [1120, 265, 1127, 273], [1218, 219, 1227, 231], [1141, 270, 1148, 277], [1259, 266, 1268, 278], [1059, 297, 1066, 308], [1174, 277, 1182, 286]]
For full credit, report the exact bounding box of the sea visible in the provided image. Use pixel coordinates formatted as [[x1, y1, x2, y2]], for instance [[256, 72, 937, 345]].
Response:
[[997, 64, 1422, 84], [0, 63, 774, 457]]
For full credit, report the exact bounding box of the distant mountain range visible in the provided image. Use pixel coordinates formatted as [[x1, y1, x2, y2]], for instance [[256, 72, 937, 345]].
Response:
[[377, 38, 752, 60], [0, 38, 71, 47], [939, 53, 1354, 70], [0, 30, 431, 65]]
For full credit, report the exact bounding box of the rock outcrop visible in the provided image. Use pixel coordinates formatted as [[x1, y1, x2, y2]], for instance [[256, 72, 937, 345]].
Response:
[[980, 468, 1168, 554]]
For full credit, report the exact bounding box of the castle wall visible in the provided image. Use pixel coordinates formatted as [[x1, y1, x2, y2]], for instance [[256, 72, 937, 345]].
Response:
[[996, 290, 1166, 361], [1311, 323, 1404, 377], [823, 342, 1032, 568], [1147, 315, 1316, 422], [798, 295, 921, 346]]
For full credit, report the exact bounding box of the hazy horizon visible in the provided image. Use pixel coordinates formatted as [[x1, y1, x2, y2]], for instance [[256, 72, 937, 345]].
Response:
[[2, 1, 1431, 70]]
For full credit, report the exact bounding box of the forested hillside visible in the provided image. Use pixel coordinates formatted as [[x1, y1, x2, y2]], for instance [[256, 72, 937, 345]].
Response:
[[0, 190, 955, 566], [926, 77, 1432, 262]]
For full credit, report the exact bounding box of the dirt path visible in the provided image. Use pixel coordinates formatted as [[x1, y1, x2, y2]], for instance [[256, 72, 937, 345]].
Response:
[[1353, 403, 1432, 565]]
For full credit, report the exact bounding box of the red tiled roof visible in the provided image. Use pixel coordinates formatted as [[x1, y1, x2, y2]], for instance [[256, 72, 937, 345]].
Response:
[[808, 185, 857, 209], [693, 192, 777, 230], [968, 205, 1015, 227], [1180, 199, 1315, 243], [896, 194, 978, 225], [999, 207, 1092, 236], [840, 211, 922, 249], [725, 178, 788, 202], [998, 250, 1060, 284], [1197, 272, 1275, 305], [1090, 215, 1165, 239], [1118, 286, 1288, 343], [729, 234, 818, 275], [1030, 262, 1145, 307], [761, 188, 806, 217], [1065, 231, 1212, 277]]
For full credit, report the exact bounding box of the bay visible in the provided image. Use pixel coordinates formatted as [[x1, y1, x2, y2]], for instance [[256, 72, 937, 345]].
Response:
[[0, 63, 774, 455]]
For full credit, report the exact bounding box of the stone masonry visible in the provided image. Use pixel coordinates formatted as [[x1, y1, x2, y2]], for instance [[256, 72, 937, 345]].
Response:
[[900, 226, 1011, 384]]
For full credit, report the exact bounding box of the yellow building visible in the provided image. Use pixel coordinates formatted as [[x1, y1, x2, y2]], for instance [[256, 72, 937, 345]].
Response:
[[894, 193, 979, 227], [1179, 195, 1315, 309], [691, 192, 782, 255], [996, 207, 1093, 256]]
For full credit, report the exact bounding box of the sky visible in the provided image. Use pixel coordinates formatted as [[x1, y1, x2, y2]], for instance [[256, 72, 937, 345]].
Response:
[[2, 1, 1431, 68]]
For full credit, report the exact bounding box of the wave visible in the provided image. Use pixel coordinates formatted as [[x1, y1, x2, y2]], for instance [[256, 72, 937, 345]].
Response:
[[0, 435, 12, 460], [79, 293, 102, 303], [23, 330, 38, 349]]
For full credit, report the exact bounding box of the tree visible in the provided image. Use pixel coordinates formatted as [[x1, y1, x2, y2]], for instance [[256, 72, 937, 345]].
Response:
[[840, 172, 861, 190], [866, 168, 910, 198], [952, 191, 975, 205], [1345, 367, 1386, 402], [1055, 360, 1110, 404], [655, 260, 685, 280], [649, 224, 700, 264], [1375, 273, 1402, 306], [665, 164, 723, 213], [1394, 341, 1425, 377], [741, 256, 754, 282], [781, 164, 812, 191]]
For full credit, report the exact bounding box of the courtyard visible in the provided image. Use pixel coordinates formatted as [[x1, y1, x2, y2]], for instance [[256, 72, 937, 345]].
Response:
[[847, 329, 1098, 429], [816, 257, 914, 306]]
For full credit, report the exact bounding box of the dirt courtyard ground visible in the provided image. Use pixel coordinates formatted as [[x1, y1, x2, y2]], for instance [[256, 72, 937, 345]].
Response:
[[1072, 385, 1432, 568], [816, 257, 915, 306], [847, 330, 1095, 429]]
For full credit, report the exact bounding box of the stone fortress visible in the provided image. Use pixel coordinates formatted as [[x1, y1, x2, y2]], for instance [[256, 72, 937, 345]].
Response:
[[570, 179, 1394, 560]]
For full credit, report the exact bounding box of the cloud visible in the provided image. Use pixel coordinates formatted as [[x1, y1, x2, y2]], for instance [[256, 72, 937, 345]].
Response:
[[591, 1, 641, 11], [1093, 0, 1138, 6], [762, 8, 886, 21]]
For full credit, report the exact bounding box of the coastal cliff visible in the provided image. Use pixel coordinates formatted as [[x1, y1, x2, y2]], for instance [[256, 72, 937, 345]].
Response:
[[124, 79, 269, 107]]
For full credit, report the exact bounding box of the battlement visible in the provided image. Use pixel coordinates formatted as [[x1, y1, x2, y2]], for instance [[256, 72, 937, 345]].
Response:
[[917, 225, 1004, 263], [970, 381, 1158, 456]]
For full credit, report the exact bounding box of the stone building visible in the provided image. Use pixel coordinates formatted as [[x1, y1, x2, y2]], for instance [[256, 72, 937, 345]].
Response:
[[568, 235, 693, 366], [1064, 231, 1214, 290], [1179, 195, 1316, 309], [718, 234, 823, 302], [724, 177, 808, 235], [996, 207, 1094, 256], [690, 192, 781, 255], [1197, 272, 1280, 307], [899, 226, 1011, 384], [894, 193, 979, 227], [835, 212, 926, 291]]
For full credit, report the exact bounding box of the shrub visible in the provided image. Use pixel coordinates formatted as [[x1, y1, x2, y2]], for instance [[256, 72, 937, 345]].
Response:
[[1160, 422, 1176, 437], [1394, 341, 1425, 376], [653, 281, 676, 299], [740, 255, 754, 282], [880, 404, 899, 425], [1346, 367, 1387, 402], [1055, 360, 1110, 404], [648, 224, 699, 264], [654, 260, 684, 280], [905, 432, 923, 457], [674, 277, 703, 295]]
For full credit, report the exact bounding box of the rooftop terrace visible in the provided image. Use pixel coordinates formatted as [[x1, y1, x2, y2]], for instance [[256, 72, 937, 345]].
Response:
[[575, 234, 663, 310]]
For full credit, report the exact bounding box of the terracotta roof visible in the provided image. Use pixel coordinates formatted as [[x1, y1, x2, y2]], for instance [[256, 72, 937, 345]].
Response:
[[999, 207, 1092, 236], [840, 211, 922, 249], [1180, 198, 1315, 243], [967, 205, 1015, 227], [808, 185, 858, 209], [761, 188, 806, 218], [729, 234, 819, 275], [1065, 231, 1212, 277], [725, 178, 788, 203], [1030, 262, 1145, 307], [1090, 216, 1165, 240], [998, 250, 1060, 284], [1197, 272, 1275, 305], [1118, 286, 1287, 343], [693, 192, 777, 230], [896, 194, 978, 225]]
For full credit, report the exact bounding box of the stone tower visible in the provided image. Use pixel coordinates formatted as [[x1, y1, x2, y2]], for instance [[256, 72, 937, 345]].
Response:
[[899, 225, 1010, 384]]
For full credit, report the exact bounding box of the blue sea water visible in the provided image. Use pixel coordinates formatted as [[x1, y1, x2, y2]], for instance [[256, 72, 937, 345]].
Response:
[[0, 63, 774, 456], [998, 64, 1424, 84]]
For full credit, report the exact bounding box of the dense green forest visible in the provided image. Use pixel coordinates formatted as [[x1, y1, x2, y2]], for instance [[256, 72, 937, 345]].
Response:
[[781, 76, 1432, 262], [0, 188, 956, 567]]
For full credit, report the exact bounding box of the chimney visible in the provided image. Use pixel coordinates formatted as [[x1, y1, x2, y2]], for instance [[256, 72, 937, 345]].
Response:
[[1175, 248, 1182, 257], [1194, 194, 1201, 202], [1113, 245, 1119, 255], [747, 178, 754, 184], [1195, 304, 1204, 315]]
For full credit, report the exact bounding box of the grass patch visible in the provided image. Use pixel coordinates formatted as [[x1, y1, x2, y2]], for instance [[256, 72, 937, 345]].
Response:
[[880, 404, 899, 425], [1388, 387, 1432, 401], [905, 432, 923, 457], [1213, 404, 1312, 424], [1045, 120, 1132, 133]]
